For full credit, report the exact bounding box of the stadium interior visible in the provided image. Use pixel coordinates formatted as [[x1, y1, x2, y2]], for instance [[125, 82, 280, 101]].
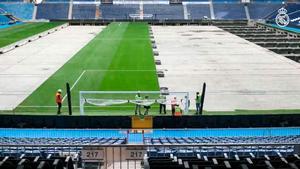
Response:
[[0, 0, 300, 168]]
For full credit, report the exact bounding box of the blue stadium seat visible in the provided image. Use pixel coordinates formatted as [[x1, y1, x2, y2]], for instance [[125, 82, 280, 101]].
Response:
[[213, 3, 246, 19], [144, 136, 300, 145], [212, 0, 240, 3], [285, 3, 300, 20], [0, 3, 34, 20], [44, 0, 70, 2], [36, 3, 69, 20], [74, 0, 95, 1], [143, 4, 184, 20], [252, 0, 285, 3], [72, 4, 96, 19], [145, 154, 300, 169], [248, 3, 282, 19], [0, 137, 126, 145], [0, 0, 23, 2], [0, 14, 11, 25], [186, 4, 210, 19], [100, 4, 139, 20]]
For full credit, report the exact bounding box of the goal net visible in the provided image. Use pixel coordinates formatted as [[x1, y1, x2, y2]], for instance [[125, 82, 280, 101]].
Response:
[[79, 91, 189, 115]]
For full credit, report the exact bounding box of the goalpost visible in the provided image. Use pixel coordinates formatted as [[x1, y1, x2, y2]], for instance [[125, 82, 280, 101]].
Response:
[[79, 91, 189, 115]]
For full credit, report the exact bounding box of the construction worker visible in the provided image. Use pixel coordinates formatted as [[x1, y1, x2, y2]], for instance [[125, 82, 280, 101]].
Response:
[[159, 94, 166, 114], [135, 92, 142, 115], [144, 96, 150, 115], [171, 97, 177, 116], [56, 89, 62, 115], [195, 92, 202, 115]]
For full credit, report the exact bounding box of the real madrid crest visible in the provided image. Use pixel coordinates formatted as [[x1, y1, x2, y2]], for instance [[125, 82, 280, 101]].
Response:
[[275, 7, 290, 27]]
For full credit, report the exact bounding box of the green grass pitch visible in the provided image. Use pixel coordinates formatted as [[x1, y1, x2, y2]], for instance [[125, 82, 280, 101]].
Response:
[[3, 22, 300, 116], [14, 22, 160, 115], [0, 22, 64, 48]]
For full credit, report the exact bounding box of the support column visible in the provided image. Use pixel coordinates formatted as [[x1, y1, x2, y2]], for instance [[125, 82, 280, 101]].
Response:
[[244, 4, 250, 21], [209, 0, 215, 19], [32, 5, 37, 20], [68, 0, 73, 19], [183, 4, 188, 20]]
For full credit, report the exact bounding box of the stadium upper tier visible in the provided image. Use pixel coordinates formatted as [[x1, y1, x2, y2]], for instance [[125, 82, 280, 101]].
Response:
[[0, 3, 33, 20], [0, 1, 295, 20], [36, 3, 69, 20]]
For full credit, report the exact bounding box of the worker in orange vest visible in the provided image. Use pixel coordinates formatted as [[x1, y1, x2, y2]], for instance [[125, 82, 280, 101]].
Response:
[[56, 89, 62, 115]]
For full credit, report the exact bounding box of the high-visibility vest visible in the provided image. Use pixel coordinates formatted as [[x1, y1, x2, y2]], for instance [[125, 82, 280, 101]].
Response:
[[195, 95, 201, 104], [56, 92, 62, 103], [158, 95, 166, 104], [135, 95, 142, 101], [175, 106, 182, 116], [175, 106, 181, 113], [159, 95, 166, 101]]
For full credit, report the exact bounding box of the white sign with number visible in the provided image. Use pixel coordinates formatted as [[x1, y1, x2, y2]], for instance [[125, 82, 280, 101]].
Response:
[[81, 149, 104, 161], [126, 148, 146, 160]]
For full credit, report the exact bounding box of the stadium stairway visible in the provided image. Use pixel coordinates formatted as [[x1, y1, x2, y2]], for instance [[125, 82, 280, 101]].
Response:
[[219, 24, 300, 63]]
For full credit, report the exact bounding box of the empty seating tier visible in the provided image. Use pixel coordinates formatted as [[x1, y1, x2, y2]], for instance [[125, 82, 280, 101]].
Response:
[[186, 4, 210, 19], [0, 155, 75, 169], [143, 4, 184, 20], [0, 137, 126, 145], [144, 135, 300, 145], [213, 4, 246, 20], [248, 3, 282, 20], [72, 4, 96, 19], [0, 3, 34, 20], [100, 4, 139, 20], [144, 153, 300, 169], [36, 3, 69, 20], [0, 15, 10, 25]]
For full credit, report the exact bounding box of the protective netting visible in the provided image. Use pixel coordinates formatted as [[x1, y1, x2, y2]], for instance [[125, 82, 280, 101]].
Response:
[[79, 91, 189, 115], [85, 99, 129, 106], [129, 99, 156, 106], [85, 99, 158, 107]]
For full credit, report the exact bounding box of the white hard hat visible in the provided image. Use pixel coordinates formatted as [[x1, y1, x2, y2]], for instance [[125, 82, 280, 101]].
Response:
[[57, 89, 62, 93]]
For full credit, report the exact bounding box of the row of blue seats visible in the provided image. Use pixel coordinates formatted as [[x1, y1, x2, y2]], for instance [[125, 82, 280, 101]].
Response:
[[1, 0, 287, 2], [0, 3, 33, 20], [0, 137, 126, 145], [144, 136, 300, 145], [35, 3, 273, 20], [0, 3, 297, 20], [147, 146, 296, 158], [0, 155, 74, 169], [145, 154, 300, 169]]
